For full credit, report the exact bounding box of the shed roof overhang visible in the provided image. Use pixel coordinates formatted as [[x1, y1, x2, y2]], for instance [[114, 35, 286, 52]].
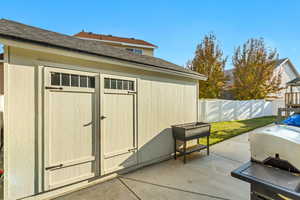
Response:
[[0, 19, 207, 81], [0, 36, 207, 81]]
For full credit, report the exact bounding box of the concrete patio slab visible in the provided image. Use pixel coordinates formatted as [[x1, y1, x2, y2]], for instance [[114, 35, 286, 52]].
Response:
[[211, 125, 272, 163], [55, 126, 269, 200], [211, 132, 250, 163], [120, 177, 222, 200], [122, 152, 249, 200], [54, 179, 139, 200]]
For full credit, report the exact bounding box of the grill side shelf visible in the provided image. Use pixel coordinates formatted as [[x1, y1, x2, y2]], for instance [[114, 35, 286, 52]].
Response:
[[231, 161, 300, 199]]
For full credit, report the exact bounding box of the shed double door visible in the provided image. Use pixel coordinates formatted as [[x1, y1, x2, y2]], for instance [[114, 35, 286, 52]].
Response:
[[43, 67, 98, 190], [101, 74, 138, 174]]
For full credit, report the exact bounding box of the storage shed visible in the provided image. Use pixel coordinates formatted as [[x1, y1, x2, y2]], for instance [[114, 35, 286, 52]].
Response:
[[0, 19, 206, 200]]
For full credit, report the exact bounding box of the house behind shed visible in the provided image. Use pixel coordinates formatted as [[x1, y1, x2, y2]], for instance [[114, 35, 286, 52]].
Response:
[[0, 19, 206, 200]]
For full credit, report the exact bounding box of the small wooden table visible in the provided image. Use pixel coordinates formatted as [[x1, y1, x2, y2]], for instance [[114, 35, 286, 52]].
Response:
[[172, 122, 211, 164], [174, 138, 209, 164]]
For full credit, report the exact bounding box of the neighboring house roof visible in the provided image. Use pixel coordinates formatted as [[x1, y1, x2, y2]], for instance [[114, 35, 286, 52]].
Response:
[[276, 58, 288, 66], [275, 58, 299, 77], [287, 77, 300, 86], [224, 58, 299, 86], [0, 19, 206, 80], [74, 31, 157, 48]]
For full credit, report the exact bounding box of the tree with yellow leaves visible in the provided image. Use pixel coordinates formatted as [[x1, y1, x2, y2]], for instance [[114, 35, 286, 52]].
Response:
[[232, 38, 282, 100], [189, 33, 227, 98]]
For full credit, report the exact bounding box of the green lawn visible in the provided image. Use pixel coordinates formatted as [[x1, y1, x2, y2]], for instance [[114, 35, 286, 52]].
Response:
[[200, 116, 277, 146]]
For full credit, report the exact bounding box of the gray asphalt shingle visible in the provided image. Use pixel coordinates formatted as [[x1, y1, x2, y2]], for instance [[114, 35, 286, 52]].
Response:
[[0, 19, 205, 79]]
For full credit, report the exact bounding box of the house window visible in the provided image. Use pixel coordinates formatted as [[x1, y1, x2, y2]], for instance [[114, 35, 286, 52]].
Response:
[[104, 78, 134, 91], [50, 72, 95, 88], [125, 48, 143, 55]]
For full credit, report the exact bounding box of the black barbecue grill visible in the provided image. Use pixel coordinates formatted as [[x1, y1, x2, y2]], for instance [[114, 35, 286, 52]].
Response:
[[231, 161, 300, 199], [172, 122, 211, 163]]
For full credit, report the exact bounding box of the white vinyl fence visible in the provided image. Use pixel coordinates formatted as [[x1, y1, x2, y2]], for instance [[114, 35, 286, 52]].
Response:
[[198, 99, 284, 123], [0, 95, 285, 124]]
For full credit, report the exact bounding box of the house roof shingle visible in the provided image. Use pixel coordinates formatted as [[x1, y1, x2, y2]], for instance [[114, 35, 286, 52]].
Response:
[[287, 77, 300, 85], [275, 58, 288, 67], [0, 19, 205, 79], [74, 31, 157, 48]]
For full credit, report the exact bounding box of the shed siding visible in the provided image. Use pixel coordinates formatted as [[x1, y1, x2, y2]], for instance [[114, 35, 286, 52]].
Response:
[[5, 46, 198, 199], [138, 78, 197, 163], [6, 63, 36, 200]]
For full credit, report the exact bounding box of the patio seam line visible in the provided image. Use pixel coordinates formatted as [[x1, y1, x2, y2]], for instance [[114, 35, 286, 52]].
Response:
[[211, 152, 244, 164], [120, 176, 230, 200], [118, 177, 142, 200]]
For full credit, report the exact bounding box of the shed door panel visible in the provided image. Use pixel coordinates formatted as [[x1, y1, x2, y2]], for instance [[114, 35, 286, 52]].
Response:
[[104, 94, 134, 154], [44, 67, 97, 190], [49, 92, 94, 164], [102, 75, 137, 174]]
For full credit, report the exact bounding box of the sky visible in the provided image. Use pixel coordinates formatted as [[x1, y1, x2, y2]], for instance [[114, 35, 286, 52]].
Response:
[[2, 0, 300, 70]]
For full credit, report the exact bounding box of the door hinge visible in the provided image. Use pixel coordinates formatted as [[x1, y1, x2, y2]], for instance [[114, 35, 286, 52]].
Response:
[[45, 164, 63, 170], [45, 86, 63, 90]]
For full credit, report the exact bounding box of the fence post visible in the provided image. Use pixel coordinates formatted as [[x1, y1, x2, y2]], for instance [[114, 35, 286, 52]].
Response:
[[262, 100, 264, 117], [234, 100, 238, 120], [201, 100, 205, 122], [203, 100, 206, 122], [219, 100, 222, 122], [250, 100, 253, 119], [262, 100, 265, 117]]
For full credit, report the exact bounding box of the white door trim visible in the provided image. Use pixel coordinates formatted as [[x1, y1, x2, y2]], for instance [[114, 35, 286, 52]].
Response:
[[100, 73, 138, 175], [43, 66, 99, 190]]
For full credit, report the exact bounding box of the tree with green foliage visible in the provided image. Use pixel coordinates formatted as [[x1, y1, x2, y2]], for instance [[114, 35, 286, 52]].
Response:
[[189, 33, 227, 98], [232, 38, 282, 100]]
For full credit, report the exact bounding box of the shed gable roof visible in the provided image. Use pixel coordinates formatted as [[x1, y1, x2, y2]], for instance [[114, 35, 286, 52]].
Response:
[[0, 19, 205, 80]]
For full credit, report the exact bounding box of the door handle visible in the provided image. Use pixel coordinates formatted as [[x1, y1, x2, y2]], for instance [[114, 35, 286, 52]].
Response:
[[128, 149, 136, 152], [83, 122, 93, 127], [45, 164, 63, 170], [100, 116, 107, 120]]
